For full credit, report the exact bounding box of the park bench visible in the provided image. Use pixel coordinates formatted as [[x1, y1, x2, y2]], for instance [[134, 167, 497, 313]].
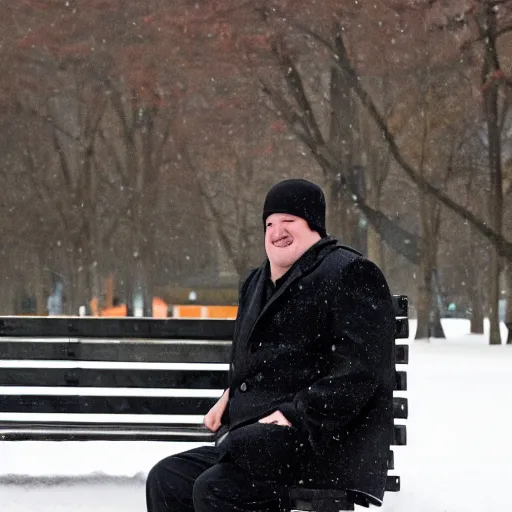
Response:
[[0, 295, 408, 511]]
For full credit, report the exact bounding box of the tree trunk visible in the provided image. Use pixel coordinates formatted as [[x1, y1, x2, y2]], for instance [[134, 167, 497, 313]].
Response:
[[367, 223, 384, 268], [327, 56, 359, 242], [431, 269, 446, 338], [326, 172, 365, 249], [325, 176, 344, 238], [488, 248, 502, 344], [416, 186, 445, 340], [341, 202, 365, 252], [130, 237, 149, 317], [466, 213, 485, 334], [481, 4, 503, 344], [366, 186, 384, 268], [415, 259, 433, 340], [131, 201, 152, 317], [469, 283, 485, 334], [415, 252, 445, 340]]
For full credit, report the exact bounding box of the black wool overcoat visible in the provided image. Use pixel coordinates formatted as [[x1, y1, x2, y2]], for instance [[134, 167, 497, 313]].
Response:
[[218, 237, 396, 504]]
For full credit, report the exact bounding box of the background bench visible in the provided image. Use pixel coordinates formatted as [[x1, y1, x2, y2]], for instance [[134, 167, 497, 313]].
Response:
[[0, 294, 408, 511]]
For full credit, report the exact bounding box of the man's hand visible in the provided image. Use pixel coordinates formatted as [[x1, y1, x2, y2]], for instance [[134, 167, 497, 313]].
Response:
[[258, 410, 291, 427], [204, 389, 229, 432]]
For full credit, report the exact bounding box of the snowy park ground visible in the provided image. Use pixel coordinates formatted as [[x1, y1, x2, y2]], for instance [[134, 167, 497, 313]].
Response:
[[1, 319, 511, 511]]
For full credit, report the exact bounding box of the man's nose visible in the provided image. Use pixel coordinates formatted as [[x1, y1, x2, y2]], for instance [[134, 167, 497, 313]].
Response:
[[273, 223, 286, 238]]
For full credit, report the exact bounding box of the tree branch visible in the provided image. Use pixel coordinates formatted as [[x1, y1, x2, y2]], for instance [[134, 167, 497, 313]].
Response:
[[306, 23, 512, 260]]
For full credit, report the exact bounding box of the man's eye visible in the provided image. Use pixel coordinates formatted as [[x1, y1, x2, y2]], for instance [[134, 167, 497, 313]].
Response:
[[284, 219, 294, 223]]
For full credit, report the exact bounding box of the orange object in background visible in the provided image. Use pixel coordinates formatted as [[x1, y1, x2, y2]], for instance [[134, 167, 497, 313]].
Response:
[[99, 298, 167, 318], [173, 305, 204, 318], [101, 304, 128, 317], [90, 297, 100, 317], [152, 297, 169, 318], [92, 296, 234, 319], [173, 305, 238, 319], [206, 306, 238, 319]]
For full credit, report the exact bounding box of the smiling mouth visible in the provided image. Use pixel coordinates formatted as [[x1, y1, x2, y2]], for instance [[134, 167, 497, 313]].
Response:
[[273, 237, 293, 248]]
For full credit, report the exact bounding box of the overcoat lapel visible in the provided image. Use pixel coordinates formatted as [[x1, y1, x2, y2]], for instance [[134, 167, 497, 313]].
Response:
[[231, 262, 305, 384], [237, 239, 340, 353], [235, 267, 267, 353]]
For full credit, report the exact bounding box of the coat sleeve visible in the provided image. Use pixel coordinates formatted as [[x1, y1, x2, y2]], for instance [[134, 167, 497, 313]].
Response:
[[278, 258, 395, 445]]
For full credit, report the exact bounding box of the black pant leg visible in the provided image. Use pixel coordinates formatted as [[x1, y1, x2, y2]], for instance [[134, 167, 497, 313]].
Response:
[[146, 446, 219, 512], [192, 462, 285, 512]]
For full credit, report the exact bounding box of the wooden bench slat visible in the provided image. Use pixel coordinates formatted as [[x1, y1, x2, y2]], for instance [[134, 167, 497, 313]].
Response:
[[0, 368, 229, 389], [0, 317, 236, 340], [395, 344, 409, 364], [387, 449, 394, 470], [393, 424, 406, 445], [393, 397, 408, 419], [0, 394, 407, 419], [391, 295, 408, 317], [0, 395, 218, 415], [0, 421, 215, 442], [0, 367, 406, 393], [0, 340, 407, 365], [0, 418, 406, 446], [395, 370, 407, 391], [395, 318, 409, 339], [385, 475, 400, 492], [0, 340, 232, 363]]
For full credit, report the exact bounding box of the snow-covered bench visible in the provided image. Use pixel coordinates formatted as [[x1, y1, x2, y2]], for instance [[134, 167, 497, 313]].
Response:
[[0, 295, 408, 511]]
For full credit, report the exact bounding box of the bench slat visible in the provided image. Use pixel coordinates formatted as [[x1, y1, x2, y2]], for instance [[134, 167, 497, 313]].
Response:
[[385, 475, 400, 492], [0, 367, 406, 393], [0, 421, 215, 442], [0, 340, 232, 363], [391, 295, 408, 317], [0, 420, 406, 445], [393, 424, 406, 445], [0, 395, 218, 415], [387, 449, 394, 470], [395, 345, 409, 364], [395, 318, 409, 339], [0, 340, 407, 366], [0, 394, 407, 419], [393, 397, 408, 419], [395, 370, 407, 391], [0, 368, 229, 389], [0, 317, 235, 340]]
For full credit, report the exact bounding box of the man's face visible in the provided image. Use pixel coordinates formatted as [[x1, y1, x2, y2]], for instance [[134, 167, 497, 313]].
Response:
[[264, 213, 321, 273]]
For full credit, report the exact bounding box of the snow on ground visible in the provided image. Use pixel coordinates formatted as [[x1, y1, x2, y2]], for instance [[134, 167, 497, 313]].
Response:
[[1, 319, 511, 511]]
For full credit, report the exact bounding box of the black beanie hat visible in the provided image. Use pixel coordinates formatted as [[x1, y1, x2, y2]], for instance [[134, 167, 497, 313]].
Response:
[[262, 179, 327, 237]]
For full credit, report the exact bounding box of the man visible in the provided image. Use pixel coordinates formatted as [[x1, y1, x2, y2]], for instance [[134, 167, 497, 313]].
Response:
[[146, 179, 396, 512]]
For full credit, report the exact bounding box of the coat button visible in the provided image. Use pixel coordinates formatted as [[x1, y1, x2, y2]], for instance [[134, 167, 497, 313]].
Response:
[[239, 382, 247, 392]]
